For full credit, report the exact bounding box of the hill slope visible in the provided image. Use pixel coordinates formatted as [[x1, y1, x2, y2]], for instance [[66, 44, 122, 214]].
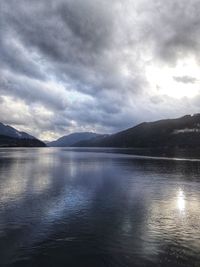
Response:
[[74, 114, 200, 148], [0, 122, 46, 147], [48, 132, 105, 147]]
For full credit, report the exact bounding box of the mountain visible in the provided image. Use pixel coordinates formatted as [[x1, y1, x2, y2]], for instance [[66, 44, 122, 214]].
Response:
[[48, 132, 105, 147], [0, 122, 35, 139], [0, 122, 46, 147], [74, 114, 200, 148]]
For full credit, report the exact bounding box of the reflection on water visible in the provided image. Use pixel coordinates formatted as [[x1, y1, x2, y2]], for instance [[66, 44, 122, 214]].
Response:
[[177, 189, 185, 213], [0, 148, 200, 267]]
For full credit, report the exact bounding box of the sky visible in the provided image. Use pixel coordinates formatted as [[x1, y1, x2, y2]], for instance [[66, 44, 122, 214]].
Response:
[[1, 0, 200, 141]]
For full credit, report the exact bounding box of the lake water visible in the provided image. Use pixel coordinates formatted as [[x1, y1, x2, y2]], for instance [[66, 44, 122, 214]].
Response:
[[0, 148, 200, 267]]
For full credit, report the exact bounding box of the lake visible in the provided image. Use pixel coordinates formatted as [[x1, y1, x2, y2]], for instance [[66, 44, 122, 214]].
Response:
[[0, 148, 200, 267]]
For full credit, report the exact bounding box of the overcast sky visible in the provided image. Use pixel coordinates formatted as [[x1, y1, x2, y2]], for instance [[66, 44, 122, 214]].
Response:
[[1, 0, 200, 140]]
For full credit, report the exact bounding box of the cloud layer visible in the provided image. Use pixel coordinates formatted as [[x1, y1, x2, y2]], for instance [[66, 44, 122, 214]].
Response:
[[1, 0, 200, 140]]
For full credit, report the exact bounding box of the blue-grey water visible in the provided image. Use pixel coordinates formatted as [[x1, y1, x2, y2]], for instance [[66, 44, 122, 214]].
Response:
[[0, 148, 200, 267]]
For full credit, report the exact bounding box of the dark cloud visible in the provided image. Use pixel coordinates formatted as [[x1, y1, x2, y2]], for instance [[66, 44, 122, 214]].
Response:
[[140, 0, 200, 64], [1, 0, 200, 140], [0, 71, 68, 110], [173, 76, 198, 84]]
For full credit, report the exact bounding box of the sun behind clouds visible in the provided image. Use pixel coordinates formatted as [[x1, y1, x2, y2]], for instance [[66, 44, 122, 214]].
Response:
[[146, 57, 200, 99]]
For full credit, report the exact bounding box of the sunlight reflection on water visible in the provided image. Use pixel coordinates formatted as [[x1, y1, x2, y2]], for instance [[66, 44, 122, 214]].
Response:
[[177, 189, 185, 213]]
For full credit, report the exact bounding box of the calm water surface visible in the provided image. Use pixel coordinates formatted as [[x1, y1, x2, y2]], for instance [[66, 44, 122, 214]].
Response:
[[0, 148, 200, 267]]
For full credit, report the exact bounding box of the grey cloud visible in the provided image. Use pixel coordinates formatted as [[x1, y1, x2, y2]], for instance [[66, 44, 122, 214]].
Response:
[[0, 70, 68, 111], [59, 0, 113, 53], [173, 76, 198, 84], [0, 37, 46, 81], [139, 0, 200, 63]]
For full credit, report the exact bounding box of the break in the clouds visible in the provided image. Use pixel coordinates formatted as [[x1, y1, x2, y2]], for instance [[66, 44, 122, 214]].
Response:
[[1, 0, 200, 140]]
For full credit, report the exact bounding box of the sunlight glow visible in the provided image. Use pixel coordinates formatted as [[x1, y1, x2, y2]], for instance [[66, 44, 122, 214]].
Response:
[[177, 189, 185, 212], [146, 57, 200, 98]]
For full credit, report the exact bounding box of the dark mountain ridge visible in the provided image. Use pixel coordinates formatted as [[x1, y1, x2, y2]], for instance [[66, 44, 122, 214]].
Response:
[[48, 132, 106, 147], [0, 122, 35, 139], [0, 122, 46, 147], [2, 114, 200, 148], [74, 114, 200, 148]]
